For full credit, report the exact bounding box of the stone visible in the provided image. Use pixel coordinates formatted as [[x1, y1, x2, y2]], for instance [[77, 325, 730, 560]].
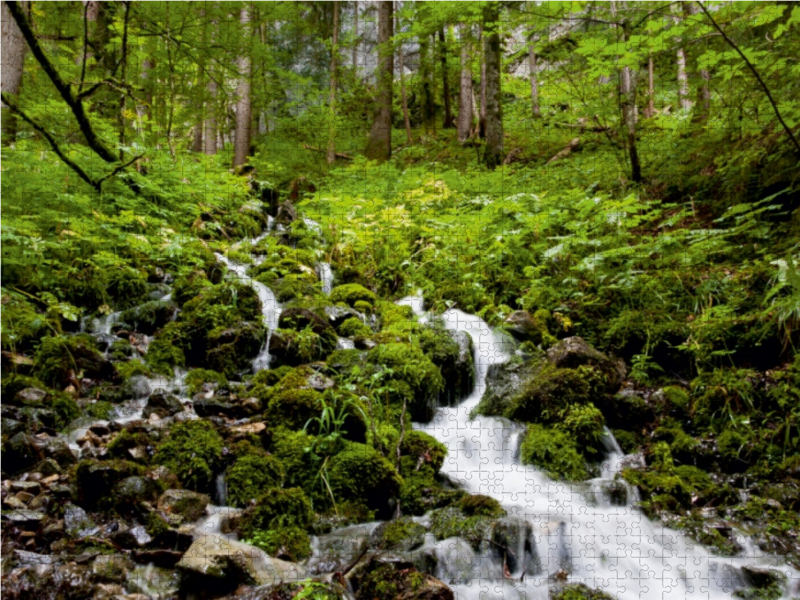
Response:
[[113, 476, 158, 507], [126, 564, 181, 598], [546, 336, 626, 392], [64, 503, 95, 537], [10, 481, 42, 495], [157, 489, 211, 522], [111, 525, 152, 548], [14, 388, 47, 407], [1, 509, 45, 527], [176, 535, 307, 586], [92, 554, 134, 583], [142, 392, 184, 419]]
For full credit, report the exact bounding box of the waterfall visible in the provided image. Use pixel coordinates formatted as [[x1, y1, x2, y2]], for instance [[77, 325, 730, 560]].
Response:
[[403, 294, 800, 600], [318, 262, 333, 294]]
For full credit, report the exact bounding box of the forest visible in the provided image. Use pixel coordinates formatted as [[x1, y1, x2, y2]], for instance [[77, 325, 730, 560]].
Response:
[[1, 1, 800, 599]]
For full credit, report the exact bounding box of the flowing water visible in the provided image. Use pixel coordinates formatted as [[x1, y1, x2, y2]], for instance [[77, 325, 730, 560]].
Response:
[[399, 294, 799, 600], [318, 262, 334, 294]]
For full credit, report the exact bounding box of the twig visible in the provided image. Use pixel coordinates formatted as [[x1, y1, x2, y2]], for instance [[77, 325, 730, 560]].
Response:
[[696, 1, 800, 155], [95, 154, 145, 186]]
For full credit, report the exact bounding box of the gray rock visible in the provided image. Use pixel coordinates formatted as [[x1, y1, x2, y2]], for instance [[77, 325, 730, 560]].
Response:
[[15, 388, 47, 407], [157, 489, 210, 522], [64, 503, 95, 537], [111, 525, 152, 548], [546, 336, 626, 391]]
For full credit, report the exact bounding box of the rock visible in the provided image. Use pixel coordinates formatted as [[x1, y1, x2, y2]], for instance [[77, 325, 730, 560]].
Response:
[[550, 583, 616, 600], [75, 459, 141, 509], [279, 308, 338, 343], [64, 503, 95, 537], [325, 305, 366, 328], [193, 396, 242, 419], [10, 481, 42, 495], [119, 300, 179, 335], [370, 518, 426, 552], [546, 336, 626, 392], [504, 310, 555, 346], [3, 496, 27, 509], [3, 432, 45, 474], [741, 565, 787, 589], [157, 489, 211, 522], [176, 535, 306, 586], [490, 517, 542, 577], [1, 509, 45, 528], [14, 388, 47, 407], [126, 563, 182, 598], [349, 554, 454, 600], [113, 476, 158, 508], [111, 525, 152, 548], [131, 549, 185, 568], [142, 392, 184, 419], [306, 372, 335, 391], [92, 554, 134, 584], [42, 436, 79, 467]]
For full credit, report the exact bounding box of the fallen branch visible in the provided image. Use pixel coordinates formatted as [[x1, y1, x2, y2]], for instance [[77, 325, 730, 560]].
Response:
[[303, 144, 353, 160], [546, 137, 581, 164], [503, 147, 524, 165], [552, 120, 609, 133]]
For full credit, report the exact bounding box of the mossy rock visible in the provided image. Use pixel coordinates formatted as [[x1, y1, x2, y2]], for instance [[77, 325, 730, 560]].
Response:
[[504, 309, 558, 348], [370, 517, 426, 552], [34, 334, 118, 387], [267, 388, 322, 431], [157, 488, 211, 522], [419, 325, 475, 406], [520, 424, 588, 481], [400, 430, 448, 474], [270, 308, 337, 365], [349, 556, 452, 600], [145, 322, 187, 376], [237, 487, 314, 538], [366, 343, 444, 422], [119, 300, 178, 335], [106, 266, 150, 309], [173, 270, 213, 306], [338, 317, 372, 338], [557, 403, 608, 458], [184, 369, 228, 397], [329, 284, 376, 309], [226, 452, 286, 508], [398, 463, 466, 516], [206, 322, 265, 376], [550, 583, 616, 600], [107, 427, 157, 463], [546, 337, 626, 393], [429, 506, 495, 549], [243, 525, 312, 562], [328, 443, 402, 518], [75, 459, 144, 510], [153, 420, 224, 492], [459, 494, 505, 517]]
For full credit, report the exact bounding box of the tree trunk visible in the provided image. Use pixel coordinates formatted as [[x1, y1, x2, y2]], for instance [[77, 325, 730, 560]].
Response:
[[482, 3, 503, 169], [366, 1, 393, 161], [233, 5, 252, 169], [398, 4, 412, 146], [326, 1, 340, 164], [457, 24, 473, 143], [479, 27, 486, 139], [1, 0, 27, 143], [352, 3, 358, 75], [684, 2, 709, 124], [621, 20, 641, 182], [204, 72, 217, 155], [419, 34, 434, 134], [644, 56, 655, 118], [528, 39, 540, 118], [438, 27, 454, 129]]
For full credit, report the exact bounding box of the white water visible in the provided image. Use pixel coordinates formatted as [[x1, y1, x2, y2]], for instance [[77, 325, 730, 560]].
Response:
[[401, 294, 800, 600], [215, 250, 281, 371], [318, 262, 334, 294]]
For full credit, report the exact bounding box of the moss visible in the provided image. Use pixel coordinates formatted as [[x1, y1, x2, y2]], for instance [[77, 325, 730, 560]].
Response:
[[274, 275, 320, 303], [153, 420, 224, 492], [85, 400, 115, 420], [717, 429, 748, 464], [430, 506, 494, 548], [366, 343, 444, 421], [145, 322, 186, 376], [398, 463, 465, 516], [373, 517, 426, 551], [106, 266, 149, 309], [252, 365, 293, 387], [173, 270, 213, 306], [109, 339, 133, 361], [339, 317, 372, 338], [550, 583, 616, 600], [0, 294, 54, 352], [119, 300, 178, 335], [507, 364, 606, 423], [327, 443, 402, 518], [244, 525, 312, 562], [520, 423, 588, 481], [226, 452, 286, 508], [267, 388, 322, 431], [238, 487, 314, 537], [107, 428, 156, 463], [74, 459, 144, 509], [146, 512, 170, 538], [184, 368, 228, 397], [270, 326, 330, 366], [117, 359, 152, 380], [459, 494, 505, 517], [399, 430, 448, 474], [653, 426, 699, 464], [557, 403, 607, 457], [329, 283, 376, 308], [418, 325, 475, 405], [612, 429, 642, 455], [33, 334, 116, 387], [377, 301, 415, 329]]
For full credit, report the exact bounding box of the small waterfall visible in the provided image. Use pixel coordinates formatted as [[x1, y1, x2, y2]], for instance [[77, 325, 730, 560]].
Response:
[[215, 247, 281, 371], [318, 262, 333, 294], [214, 473, 227, 507], [402, 294, 800, 600]]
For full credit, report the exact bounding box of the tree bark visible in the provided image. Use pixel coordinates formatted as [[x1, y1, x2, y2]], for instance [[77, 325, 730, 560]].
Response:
[[457, 24, 473, 143], [233, 4, 252, 169], [479, 27, 486, 139], [352, 3, 358, 74], [326, 1, 340, 164], [398, 4, 413, 146], [621, 20, 641, 182], [482, 3, 503, 169], [419, 34, 434, 134], [528, 38, 540, 118], [1, 0, 27, 143], [366, 1, 393, 162], [438, 27, 454, 129], [644, 56, 655, 118]]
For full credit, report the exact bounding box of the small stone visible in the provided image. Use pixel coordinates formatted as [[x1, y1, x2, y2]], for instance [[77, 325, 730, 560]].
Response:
[[3, 496, 27, 509], [15, 388, 47, 407], [28, 493, 51, 511], [64, 503, 95, 537], [36, 459, 63, 477], [15, 491, 35, 504], [1, 509, 45, 527], [111, 525, 152, 548], [11, 481, 42, 495]]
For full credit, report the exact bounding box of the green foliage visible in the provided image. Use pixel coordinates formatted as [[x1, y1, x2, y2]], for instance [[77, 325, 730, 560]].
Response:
[[327, 443, 402, 516], [184, 369, 228, 397], [226, 452, 286, 509], [238, 487, 314, 536], [329, 284, 376, 308], [244, 526, 312, 562], [520, 423, 588, 482], [153, 421, 224, 492], [557, 403, 607, 456]]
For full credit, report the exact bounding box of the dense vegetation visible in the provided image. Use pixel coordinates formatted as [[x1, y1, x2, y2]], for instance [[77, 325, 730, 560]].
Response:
[[2, 1, 799, 599]]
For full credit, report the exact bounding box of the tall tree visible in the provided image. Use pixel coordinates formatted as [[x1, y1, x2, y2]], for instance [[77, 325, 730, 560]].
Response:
[[1, 0, 27, 143], [438, 27, 454, 129], [352, 2, 358, 75], [621, 19, 641, 182], [326, 1, 340, 164], [365, 0, 393, 162], [457, 24, 473, 142], [397, 3, 413, 146], [528, 36, 540, 119], [233, 4, 252, 169], [482, 2, 503, 169]]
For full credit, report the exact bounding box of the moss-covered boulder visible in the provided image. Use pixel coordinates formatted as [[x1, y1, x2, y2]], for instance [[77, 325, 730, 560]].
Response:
[[349, 555, 453, 600], [33, 334, 118, 387], [504, 309, 557, 348], [267, 388, 323, 431], [75, 459, 144, 509], [119, 300, 178, 335], [206, 322, 265, 377], [370, 518, 426, 552], [419, 326, 475, 407], [226, 451, 286, 508], [546, 337, 626, 393], [269, 308, 338, 366], [153, 420, 224, 492], [520, 424, 588, 481], [157, 489, 211, 522], [237, 487, 314, 538], [550, 583, 616, 600], [328, 443, 402, 518], [330, 284, 376, 309], [400, 431, 448, 474]]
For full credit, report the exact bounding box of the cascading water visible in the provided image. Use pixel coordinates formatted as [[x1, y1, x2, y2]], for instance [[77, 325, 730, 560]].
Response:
[[214, 250, 281, 371], [401, 294, 799, 600], [318, 262, 334, 294]]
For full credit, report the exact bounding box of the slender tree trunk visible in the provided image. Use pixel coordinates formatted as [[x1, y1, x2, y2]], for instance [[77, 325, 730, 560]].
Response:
[[672, 5, 691, 113], [398, 5, 412, 146], [684, 2, 709, 124], [419, 34, 434, 134], [482, 3, 503, 169], [2, 0, 27, 143], [621, 20, 641, 182], [366, 1, 393, 161], [438, 28, 454, 129], [457, 24, 473, 143], [470, 78, 479, 137], [204, 73, 217, 155], [479, 27, 487, 139], [233, 5, 252, 169], [352, 3, 358, 75], [528, 38, 540, 118], [326, 1, 340, 164], [644, 56, 655, 118]]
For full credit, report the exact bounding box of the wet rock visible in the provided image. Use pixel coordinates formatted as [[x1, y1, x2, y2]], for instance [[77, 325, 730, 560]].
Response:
[[193, 396, 242, 419], [42, 436, 78, 468], [370, 518, 426, 552], [113, 475, 159, 508], [131, 548, 185, 568], [3, 433, 45, 474], [206, 323, 265, 376], [64, 503, 95, 537], [490, 517, 542, 577], [349, 554, 454, 600], [306, 372, 335, 391], [1, 509, 45, 528], [325, 305, 366, 328], [224, 579, 350, 600], [142, 392, 184, 419], [75, 459, 141, 509], [126, 564, 181, 598], [157, 489, 211, 522], [4, 496, 27, 509], [110, 525, 152, 548], [504, 310, 556, 347], [2, 417, 25, 437], [741, 565, 787, 589], [176, 535, 307, 588], [10, 481, 42, 495], [546, 336, 626, 392], [14, 388, 47, 407], [119, 300, 178, 335], [550, 583, 616, 600], [91, 554, 134, 584]]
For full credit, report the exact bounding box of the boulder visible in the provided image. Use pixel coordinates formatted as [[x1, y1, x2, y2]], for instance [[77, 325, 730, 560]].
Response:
[[349, 555, 454, 600], [157, 489, 211, 522], [546, 337, 626, 392], [142, 392, 184, 419]]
